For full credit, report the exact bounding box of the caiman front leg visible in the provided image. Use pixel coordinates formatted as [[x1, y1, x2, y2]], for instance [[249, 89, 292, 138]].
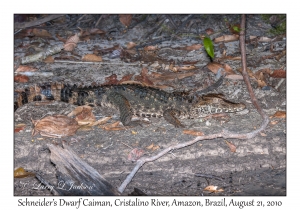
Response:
[[107, 92, 141, 127], [163, 109, 185, 128]]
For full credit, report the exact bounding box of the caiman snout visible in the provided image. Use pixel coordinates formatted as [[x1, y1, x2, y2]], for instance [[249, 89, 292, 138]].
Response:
[[195, 94, 246, 114]]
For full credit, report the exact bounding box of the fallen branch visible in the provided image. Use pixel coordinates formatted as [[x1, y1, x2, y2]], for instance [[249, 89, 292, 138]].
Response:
[[36, 142, 119, 195], [239, 14, 269, 122], [21, 44, 63, 64], [14, 14, 64, 29], [118, 14, 269, 194], [53, 60, 140, 66], [118, 123, 267, 193]]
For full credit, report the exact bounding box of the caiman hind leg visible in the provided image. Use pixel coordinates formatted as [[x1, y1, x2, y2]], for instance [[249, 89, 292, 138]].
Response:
[[163, 109, 185, 128], [106, 92, 142, 126]]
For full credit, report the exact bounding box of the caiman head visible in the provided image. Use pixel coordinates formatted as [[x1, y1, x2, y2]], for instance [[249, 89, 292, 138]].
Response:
[[191, 94, 246, 117]]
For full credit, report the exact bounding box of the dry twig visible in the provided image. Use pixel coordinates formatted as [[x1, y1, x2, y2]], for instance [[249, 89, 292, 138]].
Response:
[[14, 14, 64, 29]]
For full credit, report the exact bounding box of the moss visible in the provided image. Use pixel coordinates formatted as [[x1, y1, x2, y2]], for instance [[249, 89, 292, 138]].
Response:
[[261, 14, 273, 22], [261, 14, 286, 35], [269, 21, 286, 35]]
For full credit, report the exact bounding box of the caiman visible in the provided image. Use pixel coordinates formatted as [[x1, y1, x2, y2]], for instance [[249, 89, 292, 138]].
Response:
[[14, 83, 246, 127]]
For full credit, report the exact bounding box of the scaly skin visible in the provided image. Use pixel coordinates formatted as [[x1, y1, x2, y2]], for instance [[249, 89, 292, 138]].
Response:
[[14, 83, 246, 127]]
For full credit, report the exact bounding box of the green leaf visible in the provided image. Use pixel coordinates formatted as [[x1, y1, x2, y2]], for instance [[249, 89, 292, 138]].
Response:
[[203, 36, 214, 59], [232, 26, 241, 32]]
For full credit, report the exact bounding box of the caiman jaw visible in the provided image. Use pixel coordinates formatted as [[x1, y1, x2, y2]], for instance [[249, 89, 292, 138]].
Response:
[[194, 95, 246, 115]]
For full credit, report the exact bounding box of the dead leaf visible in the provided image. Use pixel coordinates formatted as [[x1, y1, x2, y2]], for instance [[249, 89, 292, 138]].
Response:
[[98, 45, 120, 54], [135, 68, 154, 86], [68, 106, 86, 117], [144, 46, 158, 51], [220, 55, 241, 61], [260, 132, 267, 136], [131, 130, 138, 135], [82, 36, 90, 42], [146, 143, 160, 151], [236, 67, 256, 79], [271, 111, 286, 119], [206, 62, 235, 75], [15, 65, 38, 72], [78, 27, 90, 36], [64, 43, 76, 51], [118, 49, 133, 61], [178, 65, 196, 71], [176, 44, 202, 51], [64, 33, 80, 51], [183, 60, 198, 65], [104, 74, 119, 85], [183, 130, 204, 136], [14, 75, 29, 83], [32, 115, 80, 138], [125, 49, 137, 55], [21, 29, 35, 37], [275, 50, 286, 60], [92, 116, 112, 126], [77, 125, 93, 131], [127, 42, 137, 49], [225, 140, 236, 152], [260, 68, 272, 75], [146, 143, 154, 150], [252, 70, 268, 87], [270, 69, 286, 78], [203, 185, 224, 193], [141, 67, 149, 76], [68, 106, 96, 126], [128, 148, 145, 161], [270, 120, 279, 125], [223, 63, 235, 75], [214, 34, 239, 43], [254, 71, 264, 80], [14, 167, 35, 178], [43, 56, 54, 63], [258, 37, 272, 42], [32, 28, 52, 38], [152, 145, 160, 150], [82, 54, 102, 62], [169, 62, 177, 72], [14, 124, 26, 133], [119, 73, 134, 83], [257, 79, 267, 88], [119, 14, 132, 27], [137, 75, 154, 86], [225, 74, 244, 80], [206, 62, 223, 74], [56, 34, 67, 43], [99, 121, 126, 131], [205, 28, 214, 35], [55, 55, 78, 61], [89, 28, 106, 35]]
